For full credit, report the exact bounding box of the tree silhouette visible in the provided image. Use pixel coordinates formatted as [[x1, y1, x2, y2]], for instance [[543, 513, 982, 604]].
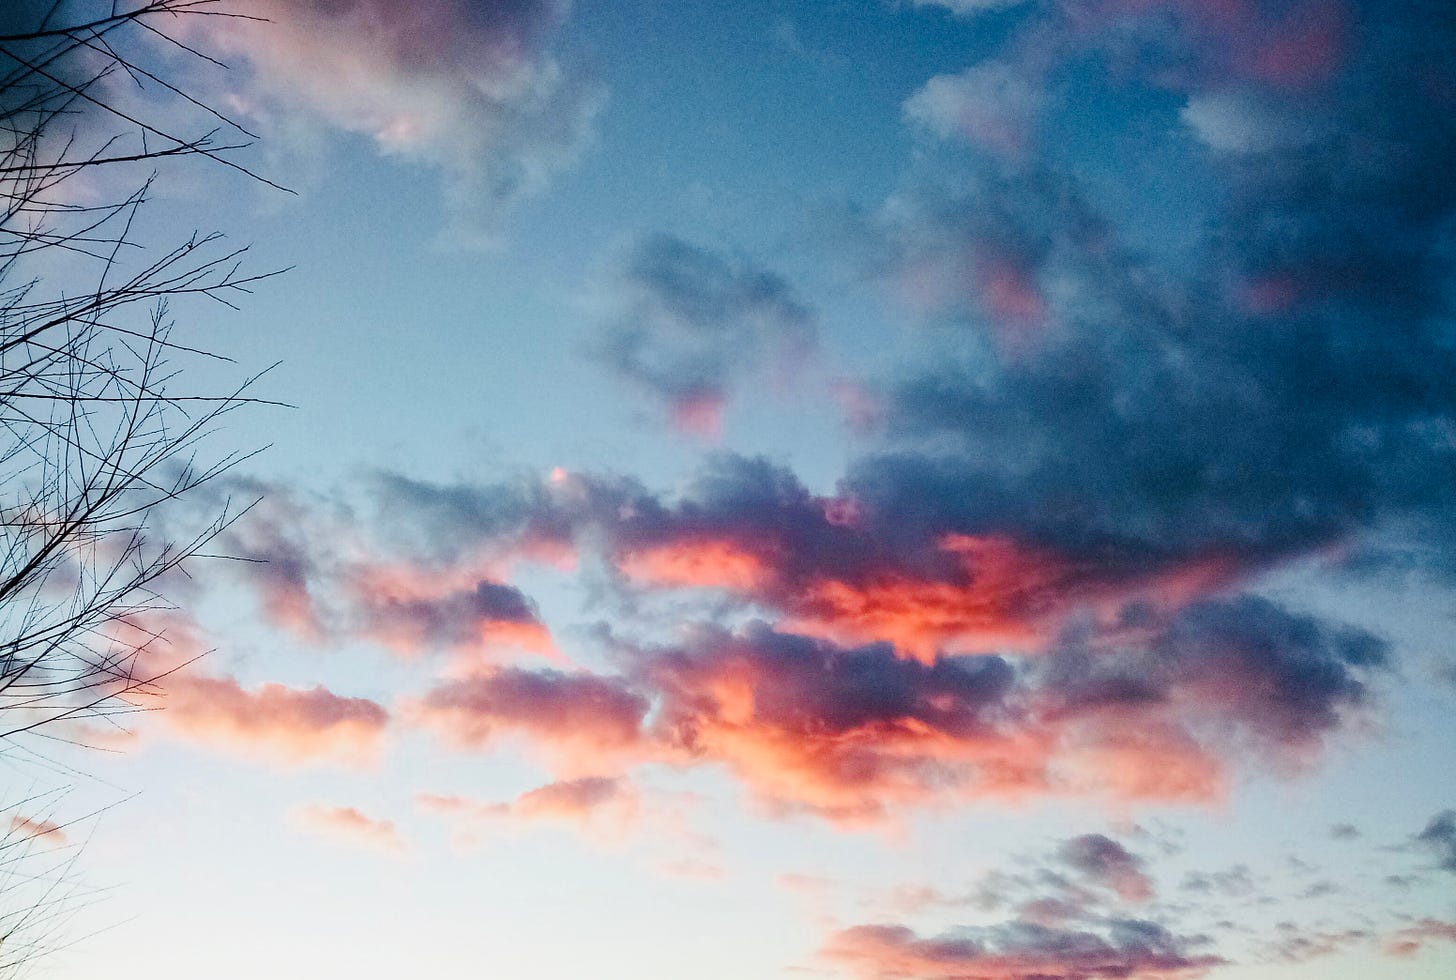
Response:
[[0, 2, 282, 969]]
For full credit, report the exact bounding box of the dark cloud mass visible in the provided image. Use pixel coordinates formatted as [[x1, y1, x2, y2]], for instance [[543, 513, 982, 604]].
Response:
[[872, 0, 1456, 576], [203, 0, 1443, 823]]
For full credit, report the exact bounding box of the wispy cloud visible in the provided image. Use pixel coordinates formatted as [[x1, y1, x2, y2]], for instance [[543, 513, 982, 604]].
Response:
[[292, 804, 406, 854]]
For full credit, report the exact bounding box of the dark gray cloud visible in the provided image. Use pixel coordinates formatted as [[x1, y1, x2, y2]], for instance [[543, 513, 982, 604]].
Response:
[[1059, 835, 1154, 902], [866, 0, 1456, 580], [1180, 865, 1257, 899], [592, 235, 817, 431], [1036, 593, 1389, 760], [1415, 810, 1456, 873]]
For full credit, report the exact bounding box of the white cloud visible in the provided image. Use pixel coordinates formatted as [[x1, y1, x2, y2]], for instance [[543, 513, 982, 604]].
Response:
[[198, 0, 602, 240]]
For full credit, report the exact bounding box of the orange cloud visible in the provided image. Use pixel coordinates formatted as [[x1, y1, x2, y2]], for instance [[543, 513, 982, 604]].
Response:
[[788, 535, 1059, 663], [7, 815, 67, 846], [160, 673, 389, 767], [618, 537, 773, 592], [410, 613, 1350, 825], [618, 530, 1240, 665]]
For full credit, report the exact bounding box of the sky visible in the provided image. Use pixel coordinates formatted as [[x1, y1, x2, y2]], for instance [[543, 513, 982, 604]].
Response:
[[4, 1, 1456, 978]]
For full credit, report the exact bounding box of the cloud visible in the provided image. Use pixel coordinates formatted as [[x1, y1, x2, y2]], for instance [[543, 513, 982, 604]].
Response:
[[1386, 919, 1456, 957], [410, 622, 1030, 822], [7, 815, 66, 847], [592, 235, 817, 435], [408, 666, 649, 773], [99, 611, 391, 767], [198, 0, 601, 236], [420, 776, 637, 830], [1050, 595, 1389, 753], [1180, 88, 1323, 154], [208, 478, 556, 661], [1059, 835, 1155, 903], [1414, 810, 1456, 873], [292, 805, 406, 853], [823, 918, 1223, 980], [1267, 926, 1372, 963], [911, 0, 1029, 15], [855, 0, 1456, 598], [180, 2, 1450, 825], [594, 454, 1242, 662], [1179, 866, 1256, 899], [509, 776, 636, 821], [905, 59, 1046, 159], [160, 672, 390, 766], [638, 623, 1027, 821], [404, 597, 1386, 822], [215, 445, 1393, 820], [343, 565, 552, 658]]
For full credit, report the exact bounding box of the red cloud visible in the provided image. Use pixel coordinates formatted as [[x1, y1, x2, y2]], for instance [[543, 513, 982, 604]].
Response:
[[513, 777, 636, 821], [787, 534, 1063, 663], [622, 530, 1236, 665]]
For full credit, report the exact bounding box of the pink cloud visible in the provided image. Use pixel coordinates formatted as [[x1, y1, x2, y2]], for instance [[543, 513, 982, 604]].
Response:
[[293, 805, 406, 853], [670, 392, 726, 440], [1386, 919, 1456, 958], [420, 776, 638, 831]]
